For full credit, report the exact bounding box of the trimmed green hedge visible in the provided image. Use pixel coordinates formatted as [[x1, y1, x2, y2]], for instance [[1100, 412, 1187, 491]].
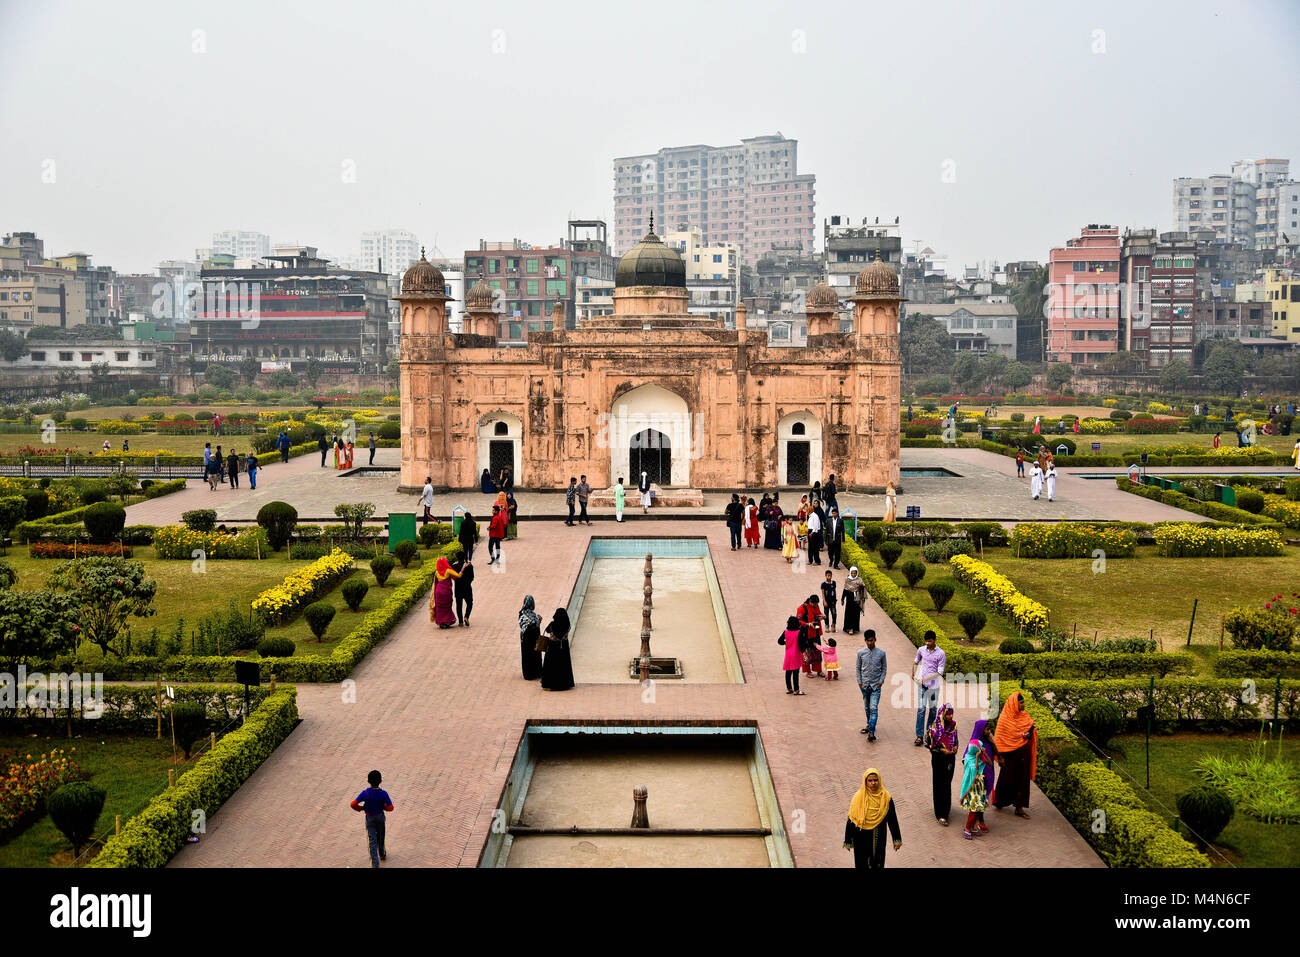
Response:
[[1212, 649, 1300, 678], [1000, 684, 1209, 868], [1014, 677, 1299, 728], [88, 687, 298, 867], [44, 540, 462, 682], [1116, 478, 1283, 526]]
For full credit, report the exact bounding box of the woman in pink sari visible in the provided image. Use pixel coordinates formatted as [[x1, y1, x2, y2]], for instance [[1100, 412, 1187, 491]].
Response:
[[430, 556, 462, 629]]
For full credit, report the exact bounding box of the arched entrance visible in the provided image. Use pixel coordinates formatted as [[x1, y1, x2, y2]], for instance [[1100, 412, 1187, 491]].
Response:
[[608, 383, 691, 487], [777, 411, 822, 487], [477, 411, 523, 486], [630, 429, 671, 487]]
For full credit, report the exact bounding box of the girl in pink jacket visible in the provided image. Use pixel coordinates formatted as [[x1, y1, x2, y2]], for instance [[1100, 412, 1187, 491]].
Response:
[[780, 616, 806, 696]]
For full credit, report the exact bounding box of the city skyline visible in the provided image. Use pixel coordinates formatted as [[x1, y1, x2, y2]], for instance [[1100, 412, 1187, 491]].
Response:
[[3, 0, 1299, 276]]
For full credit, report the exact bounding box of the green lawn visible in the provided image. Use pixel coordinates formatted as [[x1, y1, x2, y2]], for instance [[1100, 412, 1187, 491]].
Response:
[[0, 430, 255, 457], [269, 561, 416, 654], [5, 546, 314, 657], [858, 543, 1019, 648], [989, 545, 1300, 654], [1105, 731, 1299, 868], [0, 733, 178, 867]]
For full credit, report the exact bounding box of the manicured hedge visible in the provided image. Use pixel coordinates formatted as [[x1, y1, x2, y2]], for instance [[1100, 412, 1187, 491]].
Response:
[[88, 687, 298, 867], [1000, 684, 1209, 868], [1014, 677, 1299, 728], [142, 478, 188, 499], [1116, 478, 1282, 526], [1212, 649, 1300, 678]]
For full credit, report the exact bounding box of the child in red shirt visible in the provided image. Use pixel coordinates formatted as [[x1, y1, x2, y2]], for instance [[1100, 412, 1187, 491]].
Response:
[[487, 504, 509, 565]]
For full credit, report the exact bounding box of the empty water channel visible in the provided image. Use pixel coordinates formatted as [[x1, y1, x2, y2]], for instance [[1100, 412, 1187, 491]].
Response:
[[566, 537, 743, 684]]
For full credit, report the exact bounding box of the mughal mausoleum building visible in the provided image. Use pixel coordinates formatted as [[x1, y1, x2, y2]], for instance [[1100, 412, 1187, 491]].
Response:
[[397, 222, 902, 492]]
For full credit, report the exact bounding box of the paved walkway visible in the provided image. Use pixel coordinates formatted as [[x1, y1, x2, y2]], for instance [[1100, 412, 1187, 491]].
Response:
[[129, 447, 1210, 527], [170, 519, 1100, 869]]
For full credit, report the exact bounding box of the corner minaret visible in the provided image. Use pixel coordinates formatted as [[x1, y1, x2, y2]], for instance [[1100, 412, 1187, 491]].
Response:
[[851, 252, 903, 337]]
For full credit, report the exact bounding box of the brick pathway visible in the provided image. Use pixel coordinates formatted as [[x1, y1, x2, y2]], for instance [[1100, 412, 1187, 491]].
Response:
[[170, 519, 1100, 869]]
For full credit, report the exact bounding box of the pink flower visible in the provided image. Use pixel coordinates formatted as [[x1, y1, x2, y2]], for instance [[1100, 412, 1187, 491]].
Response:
[[1265, 603, 1272, 609]]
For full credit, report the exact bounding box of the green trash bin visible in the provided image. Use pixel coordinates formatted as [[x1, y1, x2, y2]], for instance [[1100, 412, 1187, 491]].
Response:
[[388, 512, 416, 554], [841, 508, 858, 542], [451, 505, 466, 536], [1217, 484, 1235, 507]]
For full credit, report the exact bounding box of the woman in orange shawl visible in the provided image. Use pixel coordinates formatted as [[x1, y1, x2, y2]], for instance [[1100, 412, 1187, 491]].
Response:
[[842, 768, 902, 868], [992, 692, 1037, 818], [430, 555, 462, 629]]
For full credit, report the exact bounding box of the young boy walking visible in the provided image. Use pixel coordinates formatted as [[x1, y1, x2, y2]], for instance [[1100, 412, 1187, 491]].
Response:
[[350, 769, 394, 868], [821, 570, 838, 633]]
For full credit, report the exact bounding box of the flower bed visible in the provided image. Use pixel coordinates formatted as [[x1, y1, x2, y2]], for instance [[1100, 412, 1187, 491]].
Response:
[[1152, 523, 1286, 558], [30, 541, 131, 559], [0, 748, 87, 841], [1010, 522, 1137, 558], [153, 525, 269, 559], [251, 548, 355, 624], [1260, 497, 1300, 529], [949, 554, 1051, 635]]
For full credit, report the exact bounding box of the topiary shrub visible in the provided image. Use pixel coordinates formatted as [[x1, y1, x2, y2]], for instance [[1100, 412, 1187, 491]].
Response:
[[46, 782, 107, 857], [1176, 786, 1234, 849], [904, 426, 928, 439], [1110, 409, 1133, 421], [341, 578, 370, 612], [256, 635, 295, 658], [181, 509, 217, 533], [926, 580, 954, 612], [999, 636, 1034, 655], [20, 489, 49, 521], [900, 559, 926, 588], [1074, 696, 1123, 752], [435, 524, 456, 545], [418, 524, 440, 548], [1009, 412, 1025, 423], [957, 608, 987, 640], [79, 484, 108, 506], [370, 554, 395, 586], [170, 701, 207, 759], [859, 522, 884, 549], [303, 601, 336, 641], [878, 540, 903, 569], [256, 501, 299, 552], [1234, 489, 1265, 514], [394, 539, 418, 568], [82, 501, 126, 544]]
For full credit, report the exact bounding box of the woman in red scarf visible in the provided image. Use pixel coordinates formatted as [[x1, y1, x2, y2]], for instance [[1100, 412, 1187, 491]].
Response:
[[743, 497, 760, 548], [797, 596, 824, 677], [429, 556, 462, 629], [992, 692, 1037, 818]]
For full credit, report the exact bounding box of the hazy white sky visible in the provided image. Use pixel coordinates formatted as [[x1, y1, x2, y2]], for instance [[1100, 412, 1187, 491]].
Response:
[[3, 0, 1297, 274]]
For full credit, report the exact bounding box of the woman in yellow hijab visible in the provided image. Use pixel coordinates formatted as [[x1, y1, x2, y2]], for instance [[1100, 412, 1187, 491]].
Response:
[[843, 768, 902, 868]]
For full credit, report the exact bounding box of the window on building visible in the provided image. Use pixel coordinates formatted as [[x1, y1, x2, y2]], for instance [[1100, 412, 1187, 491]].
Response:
[[59, 352, 73, 361], [545, 280, 566, 296], [526, 259, 539, 274], [30, 351, 45, 361], [116, 351, 129, 361], [526, 279, 539, 296], [507, 258, 518, 271]]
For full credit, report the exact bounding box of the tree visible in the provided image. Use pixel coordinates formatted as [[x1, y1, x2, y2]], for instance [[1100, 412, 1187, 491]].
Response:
[[267, 369, 297, 390], [385, 357, 401, 381], [239, 352, 259, 385], [1002, 360, 1032, 391], [1045, 362, 1073, 390], [1097, 351, 1140, 375], [204, 363, 236, 390], [0, 329, 27, 362], [1202, 342, 1249, 395], [89, 362, 112, 386], [981, 352, 1009, 390], [305, 355, 322, 387], [1158, 358, 1190, 392], [47, 557, 157, 659], [951, 352, 983, 392], [0, 590, 80, 669], [899, 315, 956, 374], [1010, 265, 1048, 321]]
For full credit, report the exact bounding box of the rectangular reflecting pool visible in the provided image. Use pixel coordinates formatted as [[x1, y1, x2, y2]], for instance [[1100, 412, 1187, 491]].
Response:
[[567, 537, 743, 684], [480, 723, 793, 868], [900, 466, 961, 478]]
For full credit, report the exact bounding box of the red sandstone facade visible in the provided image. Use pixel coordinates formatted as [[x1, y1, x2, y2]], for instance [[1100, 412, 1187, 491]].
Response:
[[398, 238, 901, 492]]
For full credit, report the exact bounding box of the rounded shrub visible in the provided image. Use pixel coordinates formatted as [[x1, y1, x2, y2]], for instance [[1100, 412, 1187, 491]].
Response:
[[377, 421, 400, 440], [181, 509, 217, 533], [1176, 786, 1234, 848], [957, 608, 987, 640], [435, 524, 456, 545], [370, 554, 396, 587], [46, 782, 107, 856], [394, 539, 418, 568], [79, 485, 108, 506], [303, 601, 337, 641], [859, 522, 884, 549], [418, 524, 440, 548], [342, 578, 370, 612], [256, 635, 295, 658], [878, 540, 903, 569], [1109, 409, 1133, 421], [904, 426, 928, 439], [1235, 489, 1265, 514], [83, 501, 126, 544], [900, 559, 926, 588], [170, 701, 207, 758], [1074, 696, 1123, 751], [926, 580, 955, 612], [998, 636, 1035, 655], [256, 501, 299, 552], [20, 489, 49, 521], [1009, 412, 1025, 423]]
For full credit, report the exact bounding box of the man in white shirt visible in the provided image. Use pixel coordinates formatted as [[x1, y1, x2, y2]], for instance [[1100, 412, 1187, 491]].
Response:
[[420, 477, 434, 526], [806, 507, 823, 565]]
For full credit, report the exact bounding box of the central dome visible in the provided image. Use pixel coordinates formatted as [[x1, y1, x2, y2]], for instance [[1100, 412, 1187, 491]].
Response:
[[615, 220, 686, 289], [400, 248, 447, 296]]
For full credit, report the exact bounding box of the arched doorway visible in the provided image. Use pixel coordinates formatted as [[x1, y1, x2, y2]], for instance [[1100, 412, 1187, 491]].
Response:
[[630, 429, 671, 487], [477, 411, 523, 487], [608, 383, 691, 487], [777, 411, 822, 487]]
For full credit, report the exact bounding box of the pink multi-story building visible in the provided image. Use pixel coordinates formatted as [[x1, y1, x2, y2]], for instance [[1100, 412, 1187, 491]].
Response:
[[1045, 224, 1121, 366]]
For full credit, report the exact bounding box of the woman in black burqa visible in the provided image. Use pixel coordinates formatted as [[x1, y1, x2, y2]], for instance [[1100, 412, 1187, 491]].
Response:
[[540, 607, 574, 691], [518, 595, 543, 680]]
